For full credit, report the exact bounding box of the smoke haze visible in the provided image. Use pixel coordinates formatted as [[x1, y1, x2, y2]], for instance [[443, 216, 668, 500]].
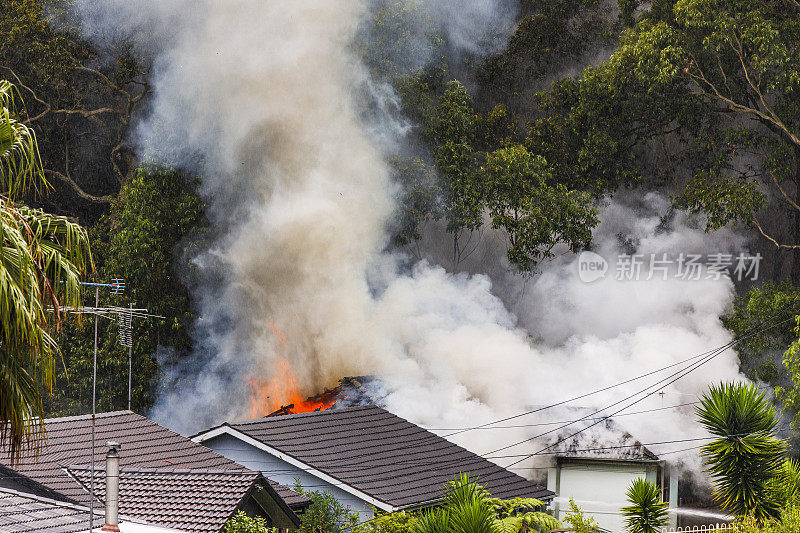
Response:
[[68, 0, 748, 479]]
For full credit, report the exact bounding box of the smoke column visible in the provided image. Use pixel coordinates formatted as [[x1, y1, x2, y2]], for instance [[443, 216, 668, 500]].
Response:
[[69, 1, 747, 478]]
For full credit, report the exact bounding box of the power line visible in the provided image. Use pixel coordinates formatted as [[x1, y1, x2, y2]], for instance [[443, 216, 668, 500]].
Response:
[[420, 402, 699, 431], [441, 350, 715, 438], [444, 293, 799, 439], [500, 312, 798, 468]]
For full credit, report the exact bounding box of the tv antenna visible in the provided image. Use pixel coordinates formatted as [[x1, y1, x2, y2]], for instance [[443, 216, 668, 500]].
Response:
[[54, 278, 163, 531]]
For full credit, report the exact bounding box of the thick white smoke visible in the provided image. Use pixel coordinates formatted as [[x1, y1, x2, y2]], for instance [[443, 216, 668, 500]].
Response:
[[68, 1, 748, 480], [377, 195, 746, 476]]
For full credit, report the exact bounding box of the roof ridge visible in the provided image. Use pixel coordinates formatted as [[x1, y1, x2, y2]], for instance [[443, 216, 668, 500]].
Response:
[[234, 404, 386, 425], [42, 410, 137, 424], [67, 466, 257, 475], [0, 485, 103, 515]]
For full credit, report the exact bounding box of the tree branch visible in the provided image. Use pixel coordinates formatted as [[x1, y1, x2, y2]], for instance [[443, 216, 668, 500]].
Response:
[[44, 170, 112, 204], [769, 172, 800, 213], [1, 66, 52, 122], [685, 53, 800, 149], [753, 217, 800, 249]]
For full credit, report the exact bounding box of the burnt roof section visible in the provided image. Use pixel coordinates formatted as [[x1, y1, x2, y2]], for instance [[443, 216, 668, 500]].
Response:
[[551, 412, 659, 461], [220, 405, 554, 508], [0, 411, 308, 531]]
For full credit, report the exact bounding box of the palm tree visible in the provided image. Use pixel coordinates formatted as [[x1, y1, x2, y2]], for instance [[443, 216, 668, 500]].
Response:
[[413, 474, 560, 533], [696, 382, 787, 520], [621, 478, 669, 533], [0, 80, 91, 461]]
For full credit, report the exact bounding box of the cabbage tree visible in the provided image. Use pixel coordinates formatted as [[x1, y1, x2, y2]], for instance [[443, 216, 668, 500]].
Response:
[[697, 382, 786, 519], [621, 478, 669, 533]]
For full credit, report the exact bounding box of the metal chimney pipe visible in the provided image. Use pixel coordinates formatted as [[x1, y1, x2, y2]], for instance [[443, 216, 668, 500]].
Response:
[[102, 441, 121, 532]]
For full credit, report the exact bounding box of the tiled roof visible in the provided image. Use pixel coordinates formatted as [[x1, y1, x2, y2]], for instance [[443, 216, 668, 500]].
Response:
[[215, 405, 554, 509], [0, 411, 308, 532], [0, 487, 98, 533], [0, 486, 184, 532], [68, 468, 260, 532]]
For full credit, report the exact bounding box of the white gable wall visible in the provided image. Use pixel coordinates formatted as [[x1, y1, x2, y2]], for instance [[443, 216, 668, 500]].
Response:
[[202, 433, 380, 521]]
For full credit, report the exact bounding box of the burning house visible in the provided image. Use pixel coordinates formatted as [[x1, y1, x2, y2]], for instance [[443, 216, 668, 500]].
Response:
[[260, 376, 381, 417], [546, 416, 678, 533], [192, 405, 554, 521]]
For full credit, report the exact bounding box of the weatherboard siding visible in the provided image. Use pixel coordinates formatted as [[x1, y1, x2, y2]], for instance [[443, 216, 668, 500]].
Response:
[[203, 433, 378, 521]]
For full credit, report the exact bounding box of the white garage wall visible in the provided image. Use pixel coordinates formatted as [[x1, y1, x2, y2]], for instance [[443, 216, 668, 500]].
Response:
[[549, 462, 660, 533]]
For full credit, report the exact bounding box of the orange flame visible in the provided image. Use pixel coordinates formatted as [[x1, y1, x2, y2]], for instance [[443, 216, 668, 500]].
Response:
[[248, 358, 336, 418]]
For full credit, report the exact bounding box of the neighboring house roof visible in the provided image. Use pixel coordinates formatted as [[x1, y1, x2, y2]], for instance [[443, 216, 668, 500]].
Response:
[[194, 405, 554, 511], [0, 411, 309, 532], [67, 468, 262, 532], [0, 486, 183, 533]]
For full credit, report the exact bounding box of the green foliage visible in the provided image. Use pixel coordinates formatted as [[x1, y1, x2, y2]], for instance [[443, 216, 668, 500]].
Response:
[[777, 317, 800, 432], [561, 498, 600, 533], [483, 144, 597, 270], [730, 506, 800, 533], [530, 0, 800, 271], [361, 0, 443, 80], [0, 80, 43, 195], [478, 0, 620, 116], [767, 459, 800, 511], [398, 79, 599, 272], [1, 0, 149, 214], [293, 482, 360, 533], [676, 172, 765, 232], [224, 511, 274, 533], [391, 156, 441, 246], [722, 282, 800, 389], [0, 79, 91, 460], [430, 80, 484, 236], [45, 166, 205, 415], [413, 474, 559, 533], [697, 382, 787, 519], [354, 511, 418, 533], [621, 478, 669, 533]]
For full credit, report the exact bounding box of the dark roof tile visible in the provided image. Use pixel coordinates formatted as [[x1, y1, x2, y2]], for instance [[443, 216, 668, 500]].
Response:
[[225, 405, 553, 508], [0, 487, 102, 533]]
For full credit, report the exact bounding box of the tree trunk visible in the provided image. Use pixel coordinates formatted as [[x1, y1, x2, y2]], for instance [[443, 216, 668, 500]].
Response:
[[793, 148, 800, 284]]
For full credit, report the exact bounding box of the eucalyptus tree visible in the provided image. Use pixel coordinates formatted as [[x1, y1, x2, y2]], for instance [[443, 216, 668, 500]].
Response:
[[530, 0, 800, 278], [0, 80, 91, 460]]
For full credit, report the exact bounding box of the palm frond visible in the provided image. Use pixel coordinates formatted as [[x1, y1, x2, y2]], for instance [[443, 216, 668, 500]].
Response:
[[413, 509, 450, 533], [0, 80, 91, 461], [518, 512, 561, 533], [448, 499, 495, 533], [0, 80, 46, 197]]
